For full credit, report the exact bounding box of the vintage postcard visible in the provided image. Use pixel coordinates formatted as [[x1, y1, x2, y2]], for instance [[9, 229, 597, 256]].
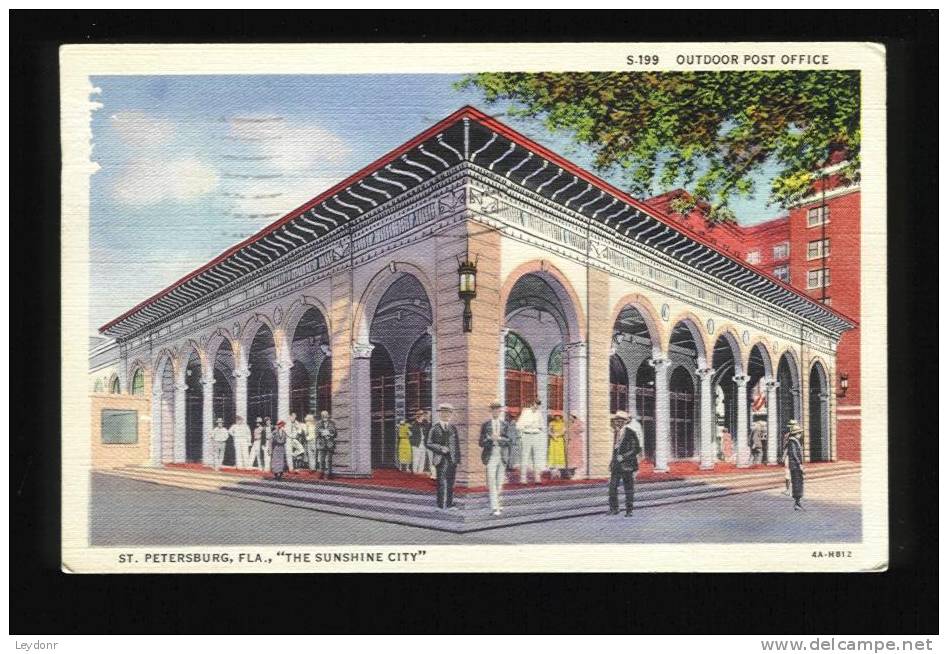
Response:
[[62, 42, 887, 573]]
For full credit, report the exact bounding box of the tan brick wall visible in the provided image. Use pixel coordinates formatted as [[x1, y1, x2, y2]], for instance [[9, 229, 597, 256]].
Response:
[[90, 393, 151, 468], [458, 220, 503, 487], [329, 267, 353, 470], [586, 267, 613, 478]]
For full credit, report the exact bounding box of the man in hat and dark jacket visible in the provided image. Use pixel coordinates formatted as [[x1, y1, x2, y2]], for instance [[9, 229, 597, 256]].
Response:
[[427, 403, 461, 510], [785, 422, 806, 510], [609, 411, 642, 516], [479, 400, 514, 516]]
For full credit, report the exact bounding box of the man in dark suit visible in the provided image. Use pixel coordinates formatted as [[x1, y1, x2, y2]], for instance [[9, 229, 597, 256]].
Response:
[[609, 410, 642, 517], [426, 403, 461, 510], [479, 400, 514, 516]]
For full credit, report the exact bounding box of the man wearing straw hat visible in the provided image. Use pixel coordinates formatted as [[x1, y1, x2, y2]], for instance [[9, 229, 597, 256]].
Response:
[[608, 410, 642, 517], [784, 420, 806, 510], [426, 403, 461, 510], [781, 419, 801, 495]]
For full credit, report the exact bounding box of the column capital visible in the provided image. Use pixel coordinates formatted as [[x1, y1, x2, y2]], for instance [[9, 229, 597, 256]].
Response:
[[174, 382, 188, 392], [564, 341, 587, 357], [200, 376, 215, 388], [352, 341, 375, 359], [426, 325, 436, 338], [232, 365, 251, 379], [732, 374, 751, 387], [765, 378, 780, 390], [648, 356, 672, 369], [696, 367, 715, 380], [818, 392, 832, 401], [275, 358, 294, 373]]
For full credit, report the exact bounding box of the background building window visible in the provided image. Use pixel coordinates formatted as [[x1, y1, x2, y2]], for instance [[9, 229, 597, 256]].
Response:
[[131, 368, 145, 396], [772, 242, 790, 261], [807, 268, 831, 289], [109, 376, 121, 394], [101, 409, 138, 444], [746, 250, 761, 265], [807, 238, 831, 260], [773, 265, 790, 282], [807, 205, 830, 227]]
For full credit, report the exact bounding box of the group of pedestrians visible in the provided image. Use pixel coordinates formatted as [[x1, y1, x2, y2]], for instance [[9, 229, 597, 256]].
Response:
[[209, 411, 338, 480]]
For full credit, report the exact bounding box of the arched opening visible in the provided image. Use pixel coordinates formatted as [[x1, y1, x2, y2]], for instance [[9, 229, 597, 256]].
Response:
[[667, 320, 704, 463], [367, 273, 433, 469], [370, 345, 396, 469], [504, 272, 577, 423], [711, 334, 741, 463], [504, 330, 537, 420], [547, 344, 564, 416], [635, 360, 656, 460], [247, 326, 278, 427], [289, 306, 331, 419], [669, 366, 696, 459], [405, 333, 432, 419], [809, 361, 830, 462], [609, 354, 628, 415], [130, 368, 145, 396], [156, 357, 175, 463], [613, 304, 658, 460], [109, 376, 121, 394], [776, 352, 801, 461], [213, 340, 237, 466], [747, 344, 772, 462], [183, 350, 203, 463]]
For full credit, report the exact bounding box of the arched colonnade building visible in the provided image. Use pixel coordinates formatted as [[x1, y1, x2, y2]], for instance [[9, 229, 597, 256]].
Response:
[[97, 107, 854, 486]]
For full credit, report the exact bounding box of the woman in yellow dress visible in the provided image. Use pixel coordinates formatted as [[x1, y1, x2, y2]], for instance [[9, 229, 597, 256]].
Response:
[[397, 419, 413, 471], [547, 414, 567, 478]]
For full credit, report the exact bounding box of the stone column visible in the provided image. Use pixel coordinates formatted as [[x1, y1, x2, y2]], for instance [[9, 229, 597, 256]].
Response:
[[765, 378, 780, 464], [426, 325, 438, 410], [201, 376, 215, 466], [734, 374, 751, 467], [565, 341, 588, 475], [350, 342, 374, 475], [650, 356, 672, 473], [697, 367, 715, 470], [173, 381, 187, 463], [150, 381, 162, 466], [276, 359, 292, 422], [498, 328, 509, 404], [233, 365, 250, 422]]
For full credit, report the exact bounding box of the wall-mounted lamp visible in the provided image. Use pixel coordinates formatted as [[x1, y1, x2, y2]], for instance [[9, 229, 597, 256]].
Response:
[[457, 253, 478, 333], [836, 372, 849, 398]]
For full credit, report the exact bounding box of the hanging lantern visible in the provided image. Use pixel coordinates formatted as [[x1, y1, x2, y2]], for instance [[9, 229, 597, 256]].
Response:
[[457, 254, 478, 332]]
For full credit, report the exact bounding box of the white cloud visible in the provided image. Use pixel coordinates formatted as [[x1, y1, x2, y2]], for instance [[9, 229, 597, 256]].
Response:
[[109, 111, 176, 148], [229, 117, 351, 173], [113, 158, 219, 206]]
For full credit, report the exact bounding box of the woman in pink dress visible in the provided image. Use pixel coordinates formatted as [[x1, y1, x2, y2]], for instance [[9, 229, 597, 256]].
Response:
[[566, 413, 585, 477]]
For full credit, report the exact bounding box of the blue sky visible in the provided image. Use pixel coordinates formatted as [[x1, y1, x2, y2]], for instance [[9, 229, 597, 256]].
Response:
[[90, 74, 784, 335]]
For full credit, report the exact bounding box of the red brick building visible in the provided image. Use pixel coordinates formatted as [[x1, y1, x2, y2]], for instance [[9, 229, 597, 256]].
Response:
[[648, 169, 861, 461]]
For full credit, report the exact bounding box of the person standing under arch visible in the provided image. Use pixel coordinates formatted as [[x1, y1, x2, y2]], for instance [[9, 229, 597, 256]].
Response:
[[210, 418, 230, 471], [229, 416, 252, 469], [517, 398, 546, 485]]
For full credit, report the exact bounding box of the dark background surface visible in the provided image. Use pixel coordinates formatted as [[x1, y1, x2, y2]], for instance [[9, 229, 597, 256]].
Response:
[[10, 9, 937, 635]]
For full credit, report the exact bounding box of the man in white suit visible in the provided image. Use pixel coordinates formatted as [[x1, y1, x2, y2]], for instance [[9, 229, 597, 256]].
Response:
[[210, 417, 230, 471], [229, 416, 252, 469], [516, 398, 546, 485]]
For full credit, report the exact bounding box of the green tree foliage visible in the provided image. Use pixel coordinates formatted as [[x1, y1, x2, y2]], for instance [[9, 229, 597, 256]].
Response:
[[458, 71, 860, 223]]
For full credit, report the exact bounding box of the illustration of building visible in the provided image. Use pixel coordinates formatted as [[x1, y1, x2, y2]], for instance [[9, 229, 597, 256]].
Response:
[[90, 106, 855, 486]]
